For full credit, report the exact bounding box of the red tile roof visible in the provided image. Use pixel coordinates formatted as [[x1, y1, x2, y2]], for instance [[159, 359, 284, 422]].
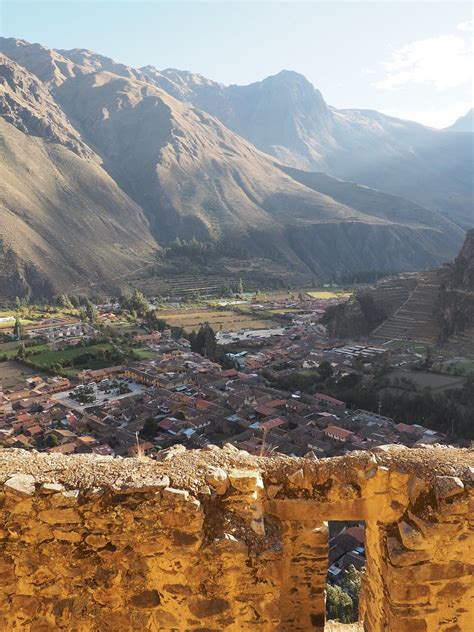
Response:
[[315, 393, 345, 406], [394, 422, 416, 434], [260, 417, 286, 431], [324, 425, 354, 441], [344, 526, 365, 544]]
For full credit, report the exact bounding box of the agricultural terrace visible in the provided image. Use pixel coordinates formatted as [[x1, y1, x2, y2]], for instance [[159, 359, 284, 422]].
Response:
[[157, 308, 279, 333]]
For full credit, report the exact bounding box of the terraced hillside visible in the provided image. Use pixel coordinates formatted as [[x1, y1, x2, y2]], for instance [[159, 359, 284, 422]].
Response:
[[365, 274, 418, 314], [322, 274, 418, 339], [370, 270, 448, 344]]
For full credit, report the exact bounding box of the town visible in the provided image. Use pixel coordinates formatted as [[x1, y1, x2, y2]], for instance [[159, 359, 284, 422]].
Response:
[[0, 289, 466, 460]]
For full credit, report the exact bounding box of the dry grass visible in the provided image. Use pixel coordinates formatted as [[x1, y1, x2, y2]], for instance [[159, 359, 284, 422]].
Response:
[[0, 360, 40, 389], [306, 291, 352, 300]]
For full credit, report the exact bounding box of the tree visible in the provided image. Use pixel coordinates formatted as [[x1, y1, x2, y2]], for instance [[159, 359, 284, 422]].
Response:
[[59, 293, 74, 310], [237, 278, 244, 295], [13, 315, 22, 341], [45, 434, 59, 448], [144, 311, 168, 331], [119, 289, 149, 316], [84, 298, 97, 323], [340, 565, 361, 616], [189, 323, 218, 359], [141, 417, 158, 439], [326, 583, 356, 623], [318, 360, 334, 382]]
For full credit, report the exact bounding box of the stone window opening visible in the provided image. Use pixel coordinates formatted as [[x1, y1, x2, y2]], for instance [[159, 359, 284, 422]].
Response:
[[326, 520, 365, 627]]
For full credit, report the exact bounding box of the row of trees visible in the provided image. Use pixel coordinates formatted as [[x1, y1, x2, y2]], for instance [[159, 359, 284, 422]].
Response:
[[272, 357, 474, 440]]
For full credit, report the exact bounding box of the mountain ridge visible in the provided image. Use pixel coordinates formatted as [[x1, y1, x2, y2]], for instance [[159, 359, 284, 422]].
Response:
[[0, 37, 467, 296], [140, 65, 473, 229]]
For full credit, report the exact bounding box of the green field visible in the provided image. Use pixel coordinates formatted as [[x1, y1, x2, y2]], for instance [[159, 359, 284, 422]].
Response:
[[0, 343, 49, 359], [433, 360, 474, 378], [131, 347, 157, 359], [0, 318, 34, 329], [29, 343, 112, 367]]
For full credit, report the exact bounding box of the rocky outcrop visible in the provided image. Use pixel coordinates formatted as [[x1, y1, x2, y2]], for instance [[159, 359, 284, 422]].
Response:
[[0, 446, 471, 631], [451, 229, 474, 291], [437, 230, 474, 341]]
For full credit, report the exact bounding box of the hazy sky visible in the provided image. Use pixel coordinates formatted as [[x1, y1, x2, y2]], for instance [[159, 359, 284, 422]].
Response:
[[1, 1, 473, 127]]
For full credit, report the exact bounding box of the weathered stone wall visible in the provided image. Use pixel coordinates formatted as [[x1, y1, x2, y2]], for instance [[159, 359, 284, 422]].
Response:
[[0, 446, 471, 631]]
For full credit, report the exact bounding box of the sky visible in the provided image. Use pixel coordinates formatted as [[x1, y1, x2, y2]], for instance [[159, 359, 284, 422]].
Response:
[[1, 1, 473, 128]]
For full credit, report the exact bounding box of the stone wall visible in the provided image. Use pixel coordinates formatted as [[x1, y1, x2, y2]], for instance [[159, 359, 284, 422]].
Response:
[[0, 446, 471, 631]]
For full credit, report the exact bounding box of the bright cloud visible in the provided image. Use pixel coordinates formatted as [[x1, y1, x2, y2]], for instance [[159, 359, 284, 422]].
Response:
[[374, 28, 473, 91], [380, 100, 473, 129], [457, 19, 473, 32]]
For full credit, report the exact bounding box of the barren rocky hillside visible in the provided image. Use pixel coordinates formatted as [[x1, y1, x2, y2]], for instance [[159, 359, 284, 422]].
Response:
[[143, 67, 473, 229], [0, 38, 468, 296]]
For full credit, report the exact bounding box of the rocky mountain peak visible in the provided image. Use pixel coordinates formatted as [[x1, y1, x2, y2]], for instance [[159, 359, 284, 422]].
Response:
[[0, 52, 92, 157]]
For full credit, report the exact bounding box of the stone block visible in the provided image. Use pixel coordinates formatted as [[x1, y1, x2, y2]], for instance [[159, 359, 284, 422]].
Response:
[[398, 520, 426, 550], [228, 469, 263, 492], [386, 537, 430, 567], [205, 467, 228, 495], [3, 474, 35, 497], [38, 508, 82, 525], [436, 476, 464, 499], [162, 487, 189, 501]]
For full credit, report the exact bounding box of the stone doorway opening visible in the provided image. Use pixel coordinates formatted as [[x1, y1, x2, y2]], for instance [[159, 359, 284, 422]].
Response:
[[326, 521, 366, 626]]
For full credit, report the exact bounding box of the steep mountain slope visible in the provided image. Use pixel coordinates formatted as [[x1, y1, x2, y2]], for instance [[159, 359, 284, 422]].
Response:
[[447, 108, 473, 133], [0, 38, 467, 295], [0, 54, 157, 297], [41, 48, 466, 270], [141, 67, 473, 229], [436, 230, 474, 355]]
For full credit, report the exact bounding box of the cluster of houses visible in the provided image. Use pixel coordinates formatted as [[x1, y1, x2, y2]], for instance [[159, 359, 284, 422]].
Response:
[[0, 327, 453, 459]]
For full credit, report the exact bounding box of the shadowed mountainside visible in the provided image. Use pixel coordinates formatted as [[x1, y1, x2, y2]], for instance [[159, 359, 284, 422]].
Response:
[[141, 67, 473, 229], [0, 38, 467, 296]]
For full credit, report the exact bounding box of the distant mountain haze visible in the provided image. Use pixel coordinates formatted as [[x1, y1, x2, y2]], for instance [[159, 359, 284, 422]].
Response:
[[0, 38, 469, 296], [141, 67, 473, 230]]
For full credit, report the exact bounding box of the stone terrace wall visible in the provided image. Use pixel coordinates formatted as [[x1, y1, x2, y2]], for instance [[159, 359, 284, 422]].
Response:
[[0, 446, 471, 631]]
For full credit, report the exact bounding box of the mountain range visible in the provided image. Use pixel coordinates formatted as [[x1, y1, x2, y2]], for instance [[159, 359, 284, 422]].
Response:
[[0, 37, 471, 297]]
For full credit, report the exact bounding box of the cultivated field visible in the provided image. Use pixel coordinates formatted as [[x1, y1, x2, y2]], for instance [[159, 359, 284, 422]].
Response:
[[306, 290, 352, 300], [0, 342, 48, 359], [158, 308, 278, 333], [0, 360, 41, 389], [0, 317, 34, 329], [387, 369, 466, 392]]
